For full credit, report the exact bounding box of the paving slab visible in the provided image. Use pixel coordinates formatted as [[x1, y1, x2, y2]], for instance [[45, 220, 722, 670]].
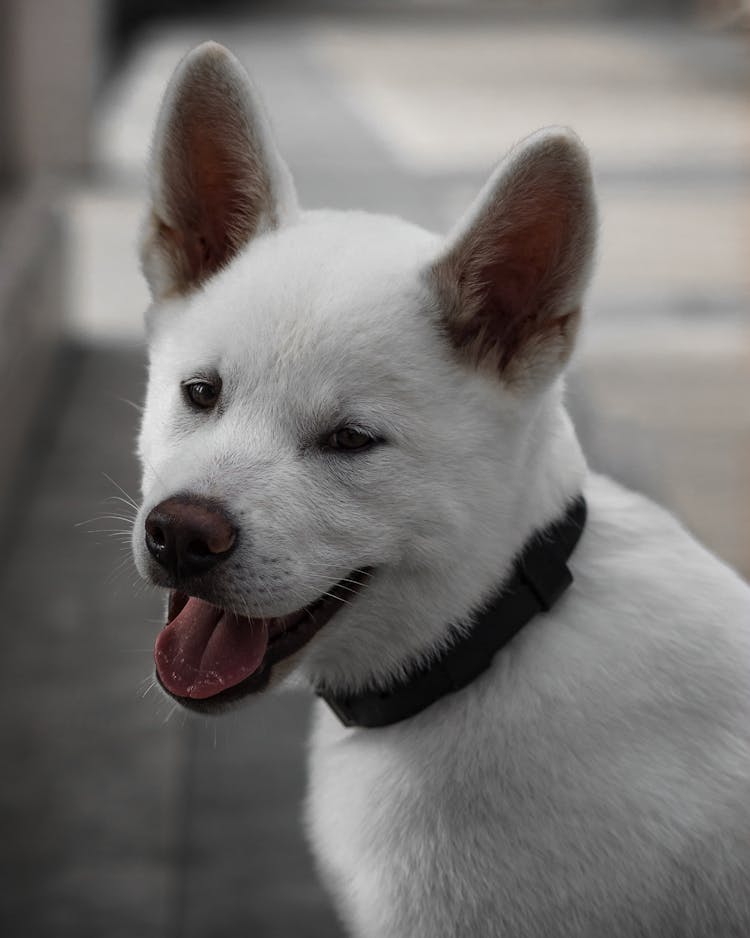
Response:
[[179, 693, 345, 938], [0, 349, 181, 938], [310, 18, 750, 175]]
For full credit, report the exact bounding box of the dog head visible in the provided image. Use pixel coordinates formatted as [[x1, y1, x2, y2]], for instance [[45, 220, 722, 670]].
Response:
[[132, 42, 596, 713]]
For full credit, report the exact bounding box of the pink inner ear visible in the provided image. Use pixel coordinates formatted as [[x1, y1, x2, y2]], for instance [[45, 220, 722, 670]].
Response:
[[179, 119, 251, 279], [441, 179, 583, 376], [488, 204, 571, 362], [148, 49, 281, 298], [159, 104, 268, 291]]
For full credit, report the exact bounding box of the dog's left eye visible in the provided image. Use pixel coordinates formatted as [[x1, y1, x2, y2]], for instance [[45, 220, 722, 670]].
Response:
[[183, 379, 221, 410], [327, 427, 376, 452]]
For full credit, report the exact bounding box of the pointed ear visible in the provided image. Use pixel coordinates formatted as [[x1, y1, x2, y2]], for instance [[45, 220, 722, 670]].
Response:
[[141, 42, 298, 300], [429, 128, 596, 389]]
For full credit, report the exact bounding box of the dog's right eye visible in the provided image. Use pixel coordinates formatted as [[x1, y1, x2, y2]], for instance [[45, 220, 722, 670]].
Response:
[[325, 426, 379, 453], [182, 378, 221, 410]]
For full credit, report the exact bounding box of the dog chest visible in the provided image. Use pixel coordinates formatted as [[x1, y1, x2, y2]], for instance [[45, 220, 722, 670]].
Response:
[[306, 613, 750, 938]]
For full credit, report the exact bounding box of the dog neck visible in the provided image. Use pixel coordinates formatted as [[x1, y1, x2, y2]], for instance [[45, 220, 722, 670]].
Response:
[[318, 493, 587, 727]]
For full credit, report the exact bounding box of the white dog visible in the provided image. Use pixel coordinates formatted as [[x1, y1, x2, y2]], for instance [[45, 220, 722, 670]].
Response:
[[132, 42, 750, 937]]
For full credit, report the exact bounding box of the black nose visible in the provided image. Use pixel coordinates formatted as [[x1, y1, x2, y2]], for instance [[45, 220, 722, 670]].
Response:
[[144, 495, 237, 580]]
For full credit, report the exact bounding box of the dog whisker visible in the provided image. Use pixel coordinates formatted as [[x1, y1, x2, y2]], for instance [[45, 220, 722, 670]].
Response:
[[113, 395, 144, 415], [284, 583, 355, 608], [294, 575, 368, 596], [298, 564, 374, 583], [300, 570, 373, 586], [319, 592, 353, 608], [101, 472, 140, 511], [103, 554, 138, 587], [75, 514, 136, 528], [104, 495, 140, 516], [138, 675, 158, 699]]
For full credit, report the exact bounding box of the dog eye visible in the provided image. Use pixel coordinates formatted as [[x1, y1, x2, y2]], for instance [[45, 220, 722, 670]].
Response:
[[327, 427, 375, 452], [183, 378, 221, 410]]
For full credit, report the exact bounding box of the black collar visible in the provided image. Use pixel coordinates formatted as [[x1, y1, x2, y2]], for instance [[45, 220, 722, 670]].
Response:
[[318, 495, 587, 729]]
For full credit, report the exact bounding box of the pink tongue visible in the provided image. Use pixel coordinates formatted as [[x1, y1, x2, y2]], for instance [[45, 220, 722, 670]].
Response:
[[154, 597, 269, 699]]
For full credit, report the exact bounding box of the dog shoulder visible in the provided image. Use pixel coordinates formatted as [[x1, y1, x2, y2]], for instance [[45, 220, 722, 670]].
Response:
[[579, 473, 750, 649]]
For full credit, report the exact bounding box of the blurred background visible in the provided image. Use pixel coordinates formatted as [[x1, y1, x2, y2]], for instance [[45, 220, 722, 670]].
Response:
[[0, 0, 748, 935]]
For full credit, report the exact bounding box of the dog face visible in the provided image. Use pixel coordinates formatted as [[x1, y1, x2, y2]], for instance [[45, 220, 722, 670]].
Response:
[[133, 43, 596, 712]]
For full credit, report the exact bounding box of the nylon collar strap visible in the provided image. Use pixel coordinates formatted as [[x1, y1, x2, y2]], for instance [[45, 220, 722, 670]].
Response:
[[318, 495, 587, 729]]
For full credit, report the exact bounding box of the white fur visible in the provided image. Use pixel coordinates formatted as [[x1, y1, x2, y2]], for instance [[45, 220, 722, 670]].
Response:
[[134, 44, 750, 937], [308, 474, 750, 936]]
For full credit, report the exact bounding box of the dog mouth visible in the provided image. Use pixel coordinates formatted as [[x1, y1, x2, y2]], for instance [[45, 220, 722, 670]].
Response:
[[153, 569, 370, 707]]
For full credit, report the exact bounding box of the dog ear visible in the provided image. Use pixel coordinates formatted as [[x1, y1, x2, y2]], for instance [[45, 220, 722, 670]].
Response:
[[141, 42, 298, 300], [430, 128, 596, 388]]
